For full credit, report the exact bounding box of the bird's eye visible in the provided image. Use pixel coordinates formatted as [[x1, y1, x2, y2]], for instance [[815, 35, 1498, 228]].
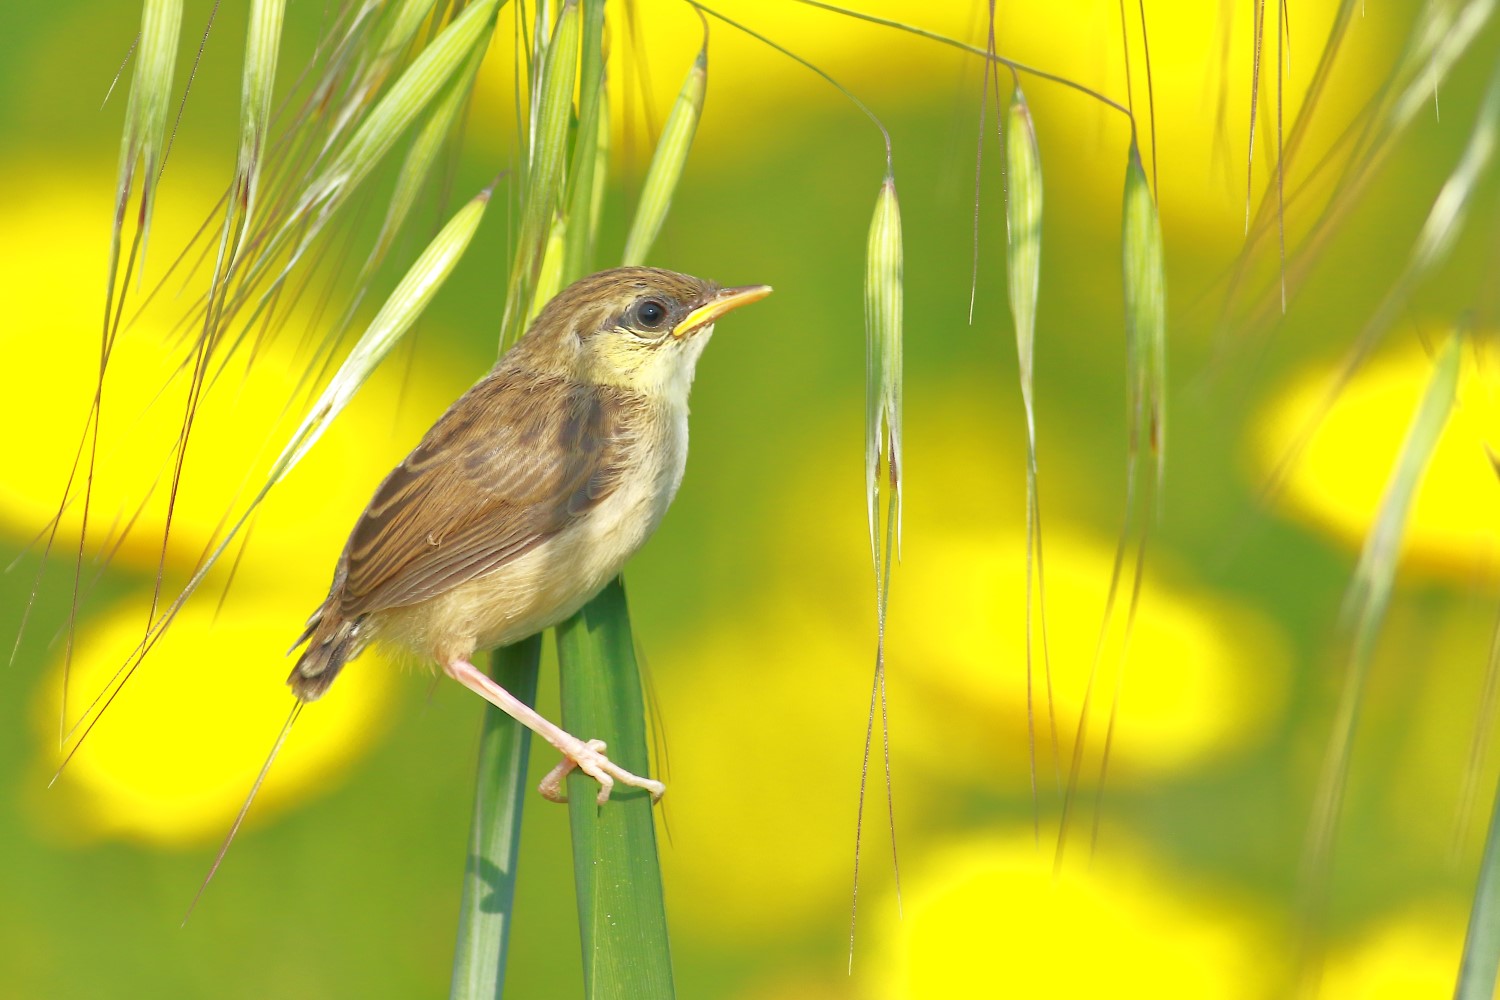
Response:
[[635, 299, 668, 330]]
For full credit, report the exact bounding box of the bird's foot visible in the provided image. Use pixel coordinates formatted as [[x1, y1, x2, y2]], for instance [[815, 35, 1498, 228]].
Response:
[[538, 738, 666, 806], [441, 657, 664, 806]]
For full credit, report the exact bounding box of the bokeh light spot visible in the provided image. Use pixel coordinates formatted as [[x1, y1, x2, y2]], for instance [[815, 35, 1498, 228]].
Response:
[[30, 596, 397, 846], [1254, 336, 1500, 579]]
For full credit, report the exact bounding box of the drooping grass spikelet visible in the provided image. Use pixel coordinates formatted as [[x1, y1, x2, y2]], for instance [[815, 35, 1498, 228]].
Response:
[[865, 172, 903, 568], [1004, 88, 1041, 418], [849, 168, 904, 967], [111, 0, 182, 286], [232, 0, 286, 250], [621, 45, 707, 267], [1122, 140, 1166, 486], [1003, 84, 1058, 814], [1056, 138, 1165, 868]]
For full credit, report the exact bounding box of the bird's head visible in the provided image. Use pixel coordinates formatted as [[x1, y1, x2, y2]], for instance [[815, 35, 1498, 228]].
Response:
[[511, 267, 772, 399]]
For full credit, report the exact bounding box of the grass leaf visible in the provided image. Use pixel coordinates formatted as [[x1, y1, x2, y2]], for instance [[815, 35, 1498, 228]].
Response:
[[555, 578, 675, 1000], [449, 636, 543, 1000]]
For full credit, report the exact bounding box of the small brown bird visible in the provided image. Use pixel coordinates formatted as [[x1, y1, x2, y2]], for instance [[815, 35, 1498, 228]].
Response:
[[290, 267, 770, 804]]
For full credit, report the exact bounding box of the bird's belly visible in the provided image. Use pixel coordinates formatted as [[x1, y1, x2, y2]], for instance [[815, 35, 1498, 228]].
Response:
[[376, 430, 685, 664]]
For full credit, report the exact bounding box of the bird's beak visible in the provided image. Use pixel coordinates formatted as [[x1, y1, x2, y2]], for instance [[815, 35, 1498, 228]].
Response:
[[671, 284, 773, 338]]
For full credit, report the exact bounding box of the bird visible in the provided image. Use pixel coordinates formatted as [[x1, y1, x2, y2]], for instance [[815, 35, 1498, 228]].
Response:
[[288, 266, 770, 805]]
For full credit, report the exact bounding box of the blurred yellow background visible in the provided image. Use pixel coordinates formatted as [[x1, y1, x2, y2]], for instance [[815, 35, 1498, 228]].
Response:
[[1, 1, 1497, 997]]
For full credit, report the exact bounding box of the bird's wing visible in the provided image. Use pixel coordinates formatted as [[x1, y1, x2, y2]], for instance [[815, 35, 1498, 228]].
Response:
[[336, 369, 640, 617]]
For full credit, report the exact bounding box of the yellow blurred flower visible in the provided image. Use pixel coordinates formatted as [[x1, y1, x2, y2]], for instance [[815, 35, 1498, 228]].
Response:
[[28, 596, 396, 846], [787, 390, 1289, 784], [0, 162, 463, 577], [657, 391, 1290, 936], [1322, 907, 1469, 1000], [1253, 336, 1500, 579], [657, 593, 917, 937], [3, 160, 474, 844], [894, 525, 1291, 784], [868, 833, 1270, 999]]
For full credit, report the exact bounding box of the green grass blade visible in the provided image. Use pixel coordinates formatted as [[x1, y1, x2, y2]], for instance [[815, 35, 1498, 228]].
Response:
[[555, 578, 674, 1000], [450, 635, 543, 1000], [620, 46, 707, 267], [1458, 767, 1500, 1000], [1300, 332, 1463, 969]]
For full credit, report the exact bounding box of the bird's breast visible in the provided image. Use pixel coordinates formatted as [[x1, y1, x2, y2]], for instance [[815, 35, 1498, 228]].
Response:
[[379, 402, 690, 661]]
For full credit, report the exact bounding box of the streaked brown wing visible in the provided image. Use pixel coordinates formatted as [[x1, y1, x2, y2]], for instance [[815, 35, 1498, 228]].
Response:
[[336, 369, 639, 617]]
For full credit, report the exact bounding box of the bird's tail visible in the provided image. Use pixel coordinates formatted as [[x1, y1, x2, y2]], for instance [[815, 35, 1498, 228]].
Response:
[[288, 601, 365, 701]]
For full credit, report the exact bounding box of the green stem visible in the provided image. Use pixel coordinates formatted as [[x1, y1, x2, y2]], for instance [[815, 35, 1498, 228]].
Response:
[[556, 577, 675, 999], [449, 635, 543, 1000], [1457, 771, 1500, 999]]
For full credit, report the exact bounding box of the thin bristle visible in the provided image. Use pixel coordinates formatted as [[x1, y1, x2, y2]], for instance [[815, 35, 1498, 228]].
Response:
[[184, 701, 305, 923]]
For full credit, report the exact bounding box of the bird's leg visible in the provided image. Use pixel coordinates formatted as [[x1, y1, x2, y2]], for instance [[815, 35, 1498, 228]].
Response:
[[443, 657, 666, 806]]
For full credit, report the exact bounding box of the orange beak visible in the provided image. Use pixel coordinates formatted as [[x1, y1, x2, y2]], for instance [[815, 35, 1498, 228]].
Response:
[[671, 284, 773, 338]]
